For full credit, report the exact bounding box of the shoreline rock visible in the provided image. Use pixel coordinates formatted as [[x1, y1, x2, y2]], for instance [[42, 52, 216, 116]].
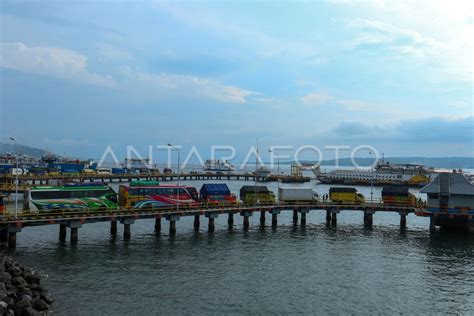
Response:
[[1, 256, 53, 315]]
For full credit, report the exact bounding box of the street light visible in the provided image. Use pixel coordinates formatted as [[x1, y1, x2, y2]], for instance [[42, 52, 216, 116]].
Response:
[[369, 151, 374, 204], [269, 149, 280, 201], [168, 143, 180, 212], [10, 136, 18, 218]]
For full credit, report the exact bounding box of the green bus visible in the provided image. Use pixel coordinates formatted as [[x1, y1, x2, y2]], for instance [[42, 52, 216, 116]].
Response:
[[28, 183, 118, 212]]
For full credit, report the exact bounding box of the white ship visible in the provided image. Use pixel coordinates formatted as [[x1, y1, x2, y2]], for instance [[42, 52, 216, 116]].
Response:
[[312, 160, 434, 187], [203, 159, 234, 172]]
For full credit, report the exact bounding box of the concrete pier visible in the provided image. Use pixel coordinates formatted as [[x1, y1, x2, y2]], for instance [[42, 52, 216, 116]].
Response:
[[228, 213, 234, 227], [293, 210, 298, 224], [0, 227, 8, 243], [59, 224, 67, 242], [241, 211, 252, 230], [154, 218, 161, 233], [301, 213, 307, 226], [429, 216, 436, 231], [364, 211, 373, 226], [270, 209, 280, 227], [110, 220, 117, 235], [70, 227, 78, 244], [169, 221, 176, 235], [124, 224, 131, 240], [166, 214, 180, 235], [260, 211, 266, 226], [8, 232, 16, 249], [400, 213, 407, 228], [331, 212, 337, 225], [326, 210, 331, 223], [205, 212, 218, 232], [194, 215, 200, 229], [299, 208, 310, 226], [208, 218, 215, 232]]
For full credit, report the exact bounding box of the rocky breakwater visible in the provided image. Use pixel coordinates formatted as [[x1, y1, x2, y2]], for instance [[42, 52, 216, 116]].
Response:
[[0, 256, 53, 315]]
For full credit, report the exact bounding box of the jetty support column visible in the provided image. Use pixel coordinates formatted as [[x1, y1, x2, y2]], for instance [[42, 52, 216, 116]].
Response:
[[293, 210, 298, 224], [429, 215, 437, 231], [330, 209, 339, 225], [59, 223, 67, 242], [194, 215, 200, 229], [166, 214, 180, 235], [68, 220, 82, 244], [399, 211, 407, 228], [110, 219, 118, 235], [299, 208, 310, 226], [241, 211, 253, 230], [228, 213, 234, 228], [270, 209, 280, 227], [8, 223, 21, 249], [364, 210, 374, 226], [120, 218, 135, 240], [155, 217, 161, 233], [260, 210, 266, 226], [205, 212, 218, 232], [1, 225, 9, 243]]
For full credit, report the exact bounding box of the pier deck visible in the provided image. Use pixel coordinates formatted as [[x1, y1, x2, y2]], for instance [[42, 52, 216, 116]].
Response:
[[0, 201, 426, 248]]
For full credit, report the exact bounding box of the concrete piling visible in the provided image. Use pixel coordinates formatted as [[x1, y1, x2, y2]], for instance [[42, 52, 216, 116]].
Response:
[[400, 214, 407, 228], [260, 211, 266, 226], [272, 213, 278, 227], [8, 232, 16, 249], [70, 227, 79, 244], [59, 224, 67, 242], [293, 210, 298, 224], [326, 210, 331, 223], [194, 215, 200, 229], [301, 213, 307, 226], [110, 220, 117, 235], [228, 213, 234, 227], [169, 221, 176, 235], [240, 211, 252, 230], [364, 212, 373, 226], [124, 224, 131, 240], [155, 218, 161, 233], [208, 218, 215, 232], [0, 227, 8, 243], [331, 212, 337, 225]]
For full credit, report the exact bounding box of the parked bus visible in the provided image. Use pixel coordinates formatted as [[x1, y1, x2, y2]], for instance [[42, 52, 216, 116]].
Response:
[[118, 181, 199, 209], [28, 183, 118, 212]]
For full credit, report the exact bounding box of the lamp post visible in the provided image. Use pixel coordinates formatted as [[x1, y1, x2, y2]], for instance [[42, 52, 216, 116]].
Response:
[[369, 151, 374, 204], [10, 136, 18, 218], [269, 149, 280, 201], [168, 144, 180, 212]]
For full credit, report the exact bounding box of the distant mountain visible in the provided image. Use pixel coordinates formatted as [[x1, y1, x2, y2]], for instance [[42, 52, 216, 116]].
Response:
[[0, 142, 49, 157], [293, 157, 474, 169]]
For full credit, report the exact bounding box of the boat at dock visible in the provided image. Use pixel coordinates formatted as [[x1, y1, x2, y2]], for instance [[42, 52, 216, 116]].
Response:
[[203, 159, 234, 172], [312, 160, 434, 187]]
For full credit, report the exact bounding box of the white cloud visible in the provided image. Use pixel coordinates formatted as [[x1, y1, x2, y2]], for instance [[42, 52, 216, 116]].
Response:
[[336, 0, 474, 83], [97, 43, 131, 60], [300, 93, 332, 105], [0, 42, 114, 87], [120, 67, 259, 104]]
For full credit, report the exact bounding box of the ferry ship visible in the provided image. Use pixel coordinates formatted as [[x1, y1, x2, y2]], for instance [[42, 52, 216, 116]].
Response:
[[312, 160, 434, 187], [203, 159, 234, 172]]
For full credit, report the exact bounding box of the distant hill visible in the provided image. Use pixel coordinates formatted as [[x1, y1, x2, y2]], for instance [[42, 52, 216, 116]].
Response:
[[0, 142, 49, 157], [291, 157, 474, 169]]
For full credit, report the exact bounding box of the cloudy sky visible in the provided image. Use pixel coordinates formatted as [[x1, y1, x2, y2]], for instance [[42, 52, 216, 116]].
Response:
[[0, 0, 473, 161]]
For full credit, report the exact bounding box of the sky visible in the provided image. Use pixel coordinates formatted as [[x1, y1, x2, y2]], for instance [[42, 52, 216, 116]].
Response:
[[0, 0, 473, 162]]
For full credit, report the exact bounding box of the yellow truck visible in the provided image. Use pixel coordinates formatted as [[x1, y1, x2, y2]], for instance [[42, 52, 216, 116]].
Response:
[[329, 187, 365, 204]]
